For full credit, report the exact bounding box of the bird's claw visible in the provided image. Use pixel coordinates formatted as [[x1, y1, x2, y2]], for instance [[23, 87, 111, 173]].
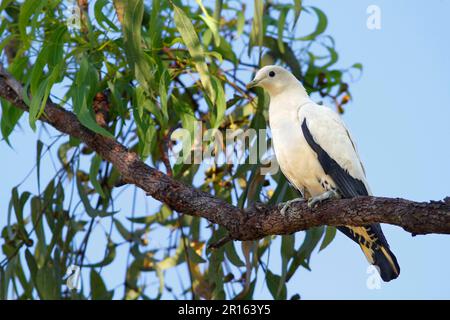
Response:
[[307, 197, 320, 208], [307, 190, 340, 209], [279, 198, 305, 215]]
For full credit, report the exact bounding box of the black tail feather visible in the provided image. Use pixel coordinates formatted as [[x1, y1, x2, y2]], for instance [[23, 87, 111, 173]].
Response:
[[338, 226, 400, 282], [373, 245, 400, 282]]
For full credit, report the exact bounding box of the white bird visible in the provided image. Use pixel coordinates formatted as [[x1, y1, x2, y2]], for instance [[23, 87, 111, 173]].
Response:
[[247, 65, 400, 281]]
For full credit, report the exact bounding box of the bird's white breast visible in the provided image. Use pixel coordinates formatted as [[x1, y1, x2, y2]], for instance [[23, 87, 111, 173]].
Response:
[[269, 97, 327, 197]]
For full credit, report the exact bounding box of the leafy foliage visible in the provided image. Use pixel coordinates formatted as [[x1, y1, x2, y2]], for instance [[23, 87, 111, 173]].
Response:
[[0, 0, 360, 299]]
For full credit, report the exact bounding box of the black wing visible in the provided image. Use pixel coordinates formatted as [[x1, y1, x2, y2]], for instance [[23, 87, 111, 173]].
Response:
[[301, 119, 368, 198]]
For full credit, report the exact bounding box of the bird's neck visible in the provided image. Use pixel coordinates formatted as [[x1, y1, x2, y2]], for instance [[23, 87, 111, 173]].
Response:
[[267, 81, 307, 98], [268, 84, 311, 118]]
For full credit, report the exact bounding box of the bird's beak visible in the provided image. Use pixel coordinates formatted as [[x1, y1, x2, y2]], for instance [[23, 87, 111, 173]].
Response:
[[246, 78, 260, 89]]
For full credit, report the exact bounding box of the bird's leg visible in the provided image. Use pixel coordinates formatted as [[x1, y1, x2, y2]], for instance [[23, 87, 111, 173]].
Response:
[[279, 198, 305, 215], [307, 190, 340, 208]]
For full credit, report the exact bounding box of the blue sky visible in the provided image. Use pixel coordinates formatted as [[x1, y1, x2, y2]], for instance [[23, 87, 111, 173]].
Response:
[[1, 0, 450, 299], [281, 0, 450, 299]]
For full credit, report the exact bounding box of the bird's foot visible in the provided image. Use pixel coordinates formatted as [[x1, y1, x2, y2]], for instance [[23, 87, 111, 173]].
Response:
[[307, 190, 340, 208], [279, 198, 305, 215]]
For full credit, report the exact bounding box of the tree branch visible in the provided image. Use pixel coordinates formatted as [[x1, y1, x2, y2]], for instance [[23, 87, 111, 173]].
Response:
[[1, 64, 449, 242]]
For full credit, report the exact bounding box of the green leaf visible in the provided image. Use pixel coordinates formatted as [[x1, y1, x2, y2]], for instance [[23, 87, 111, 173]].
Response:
[[36, 140, 43, 191], [158, 70, 169, 123], [0, 0, 13, 11], [236, 11, 245, 38], [127, 205, 172, 225], [36, 262, 61, 300], [155, 266, 164, 298], [224, 242, 245, 267], [279, 234, 295, 295], [216, 36, 237, 65], [196, 0, 221, 47], [293, 0, 303, 27], [0, 267, 6, 300], [94, 0, 120, 32], [277, 7, 288, 54], [156, 240, 186, 271], [148, 0, 163, 49], [319, 226, 336, 251], [31, 196, 46, 246], [29, 48, 47, 96], [207, 241, 226, 299], [18, 0, 44, 48], [28, 62, 64, 130], [0, 34, 13, 55], [28, 80, 49, 130], [114, 219, 132, 241], [172, 95, 197, 143], [11, 187, 31, 244], [213, 0, 223, 27], [85, 241, 116, 268], [135, 86, 161, 123], [120, 0, 154, 93], [281, 235, 295, 260], [352, 63, 363, 70], [15, 255, 32, 298], [132, 94, 157, 159], [0, 99, 23, 145], [41, 180, 56, 237], [43, 218, 64, 264], [286, 227, 325, 280], [89, 154, 106, 198], [57, 141, 73, 177], [173, 3, 214, 100], [90, 269, 114, 300], [322, 45, 339, 69], [350, 63, 363, 78], [187, 246, 206, 264], [25, 249, 38, 283], [76, 175, 103, 218], [266, 270, 287, 300], [47, 25, 67, 68], [210, 76, 226, 129], [71, 57, 113, 138], [298, 6, 328, 41], [249, 0, 264, 53]]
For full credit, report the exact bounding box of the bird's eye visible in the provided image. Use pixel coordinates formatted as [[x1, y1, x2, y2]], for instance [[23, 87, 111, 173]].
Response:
[[269, 71, 276, 77]]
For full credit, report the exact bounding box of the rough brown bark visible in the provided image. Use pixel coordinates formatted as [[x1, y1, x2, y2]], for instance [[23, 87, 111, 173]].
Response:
[[1, 64, 449, 241]]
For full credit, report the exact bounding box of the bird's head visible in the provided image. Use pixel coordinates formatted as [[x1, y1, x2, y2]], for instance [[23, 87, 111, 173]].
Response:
[[246, 65, 303, 97]]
